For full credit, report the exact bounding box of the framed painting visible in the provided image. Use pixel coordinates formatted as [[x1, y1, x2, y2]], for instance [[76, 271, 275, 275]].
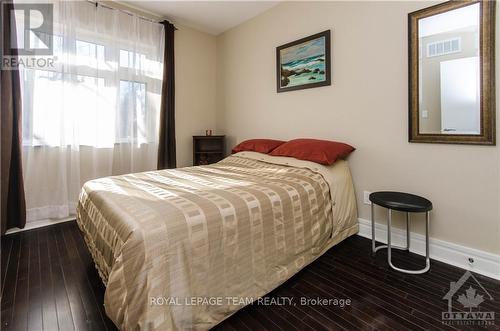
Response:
[[276, 30, 331, 93]]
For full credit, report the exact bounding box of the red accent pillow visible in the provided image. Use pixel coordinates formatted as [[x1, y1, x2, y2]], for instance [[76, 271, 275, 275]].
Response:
[[269, 138, 355, 165], [232, 139, 285, 154]]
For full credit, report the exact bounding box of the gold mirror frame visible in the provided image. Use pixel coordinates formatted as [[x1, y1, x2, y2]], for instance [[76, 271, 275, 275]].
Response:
[[408, 0, 496, 145]]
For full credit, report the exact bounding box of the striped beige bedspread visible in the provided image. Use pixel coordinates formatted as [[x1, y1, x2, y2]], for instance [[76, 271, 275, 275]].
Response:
[[76, 152, 358, 331]]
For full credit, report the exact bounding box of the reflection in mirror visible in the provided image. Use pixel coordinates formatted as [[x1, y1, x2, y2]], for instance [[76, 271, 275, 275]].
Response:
[[409, 0, 496, 145], [418, 3, 480, 135]]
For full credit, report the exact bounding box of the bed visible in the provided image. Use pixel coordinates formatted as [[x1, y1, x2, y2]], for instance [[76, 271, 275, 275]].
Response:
[[76, 151, 358, 330]]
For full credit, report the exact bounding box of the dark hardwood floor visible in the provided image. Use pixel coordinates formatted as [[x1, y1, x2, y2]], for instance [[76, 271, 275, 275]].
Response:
[[1, 221, 499, 330]]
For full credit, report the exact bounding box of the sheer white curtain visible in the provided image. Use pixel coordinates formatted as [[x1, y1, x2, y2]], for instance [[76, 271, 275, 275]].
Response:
[[19, 1, 164, 222]]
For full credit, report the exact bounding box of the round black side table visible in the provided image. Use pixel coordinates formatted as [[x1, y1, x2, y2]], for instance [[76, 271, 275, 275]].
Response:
[[369, 191, 433, 274]]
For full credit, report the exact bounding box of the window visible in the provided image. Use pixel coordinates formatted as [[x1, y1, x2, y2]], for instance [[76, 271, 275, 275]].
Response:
[[22, 70, 63, 145], [120, 49, 147, 70], [118, 81, 147, 143], [426, 38, 461, 57], [20, 34, 162, 147], [76, 40, 105, 66]]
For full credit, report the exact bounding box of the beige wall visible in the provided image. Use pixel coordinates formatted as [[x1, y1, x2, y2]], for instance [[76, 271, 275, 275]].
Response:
[[175, 26, 217, 167], [216, 1, 500, 254]]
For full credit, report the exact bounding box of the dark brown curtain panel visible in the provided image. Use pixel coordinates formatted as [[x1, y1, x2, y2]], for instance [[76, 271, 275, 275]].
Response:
[[157, 21, 176, 169], [1, 2, 26, 235]]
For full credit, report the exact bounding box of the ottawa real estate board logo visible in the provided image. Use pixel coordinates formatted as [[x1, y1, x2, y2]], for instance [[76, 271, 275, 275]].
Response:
[[442, 271, 495, 326]]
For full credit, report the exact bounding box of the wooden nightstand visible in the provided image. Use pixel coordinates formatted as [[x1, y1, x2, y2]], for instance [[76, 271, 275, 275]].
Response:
[[193, 135, 225, 166]]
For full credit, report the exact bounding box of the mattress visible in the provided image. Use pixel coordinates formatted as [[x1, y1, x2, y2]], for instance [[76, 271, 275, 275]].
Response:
[[76, 151, 358, 330]]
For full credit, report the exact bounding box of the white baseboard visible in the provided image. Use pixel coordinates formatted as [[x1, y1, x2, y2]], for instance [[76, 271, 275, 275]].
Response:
[[5, 216, 499, 280], [5, 217, 75, 235], [357, 218, 500, 281]]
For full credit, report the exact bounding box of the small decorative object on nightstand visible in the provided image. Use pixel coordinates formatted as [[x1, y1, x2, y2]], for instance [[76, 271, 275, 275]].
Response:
[[370, 191, 433, 274], [193, 135, 225, 166]]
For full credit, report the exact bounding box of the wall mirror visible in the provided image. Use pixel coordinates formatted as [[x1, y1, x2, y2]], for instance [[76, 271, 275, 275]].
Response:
[[409, 0, 495, 145]]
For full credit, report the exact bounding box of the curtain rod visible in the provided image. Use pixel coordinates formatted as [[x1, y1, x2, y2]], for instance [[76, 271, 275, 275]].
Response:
[[86, 0, 177, 29]]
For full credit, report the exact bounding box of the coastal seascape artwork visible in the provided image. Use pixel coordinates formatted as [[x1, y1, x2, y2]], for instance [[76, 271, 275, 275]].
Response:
[[277, 30, 331, 92]]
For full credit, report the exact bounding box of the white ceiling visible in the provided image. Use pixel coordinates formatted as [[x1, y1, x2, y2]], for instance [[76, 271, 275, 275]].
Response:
[[123, 1, 280, 35]]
